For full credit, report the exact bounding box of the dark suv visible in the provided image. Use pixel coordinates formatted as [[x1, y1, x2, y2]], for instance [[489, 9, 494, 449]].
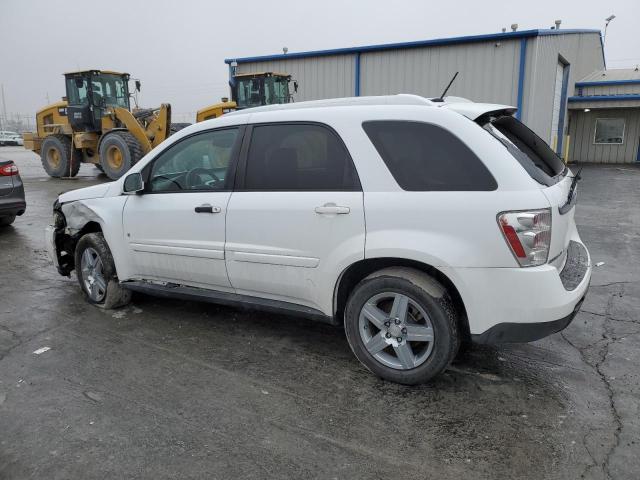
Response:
[[0, 160, 26, 226]]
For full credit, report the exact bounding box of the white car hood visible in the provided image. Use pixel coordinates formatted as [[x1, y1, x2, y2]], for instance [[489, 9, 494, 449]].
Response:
[[59, 183, 112, 203]]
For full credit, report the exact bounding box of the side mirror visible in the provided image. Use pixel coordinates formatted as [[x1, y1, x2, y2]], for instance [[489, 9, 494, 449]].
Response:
[[123, 172, 144, 194], [294, 81, 298, 93], [135, 80, 141, 92]]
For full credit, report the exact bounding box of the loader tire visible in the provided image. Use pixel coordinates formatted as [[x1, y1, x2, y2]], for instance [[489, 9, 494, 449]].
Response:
[[40, 134, 81, 178], [99, 131, 144, 180]]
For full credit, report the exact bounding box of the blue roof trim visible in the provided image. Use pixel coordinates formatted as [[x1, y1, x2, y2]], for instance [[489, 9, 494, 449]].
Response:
[[575, 79, 640, 87], [515, 38, 527, 120], [568, 94, 640, 102], [225, 29, 601, 64]]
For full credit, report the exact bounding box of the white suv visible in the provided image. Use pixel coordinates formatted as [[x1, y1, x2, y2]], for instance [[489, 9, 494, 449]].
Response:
[[46, 95, 591, 384]]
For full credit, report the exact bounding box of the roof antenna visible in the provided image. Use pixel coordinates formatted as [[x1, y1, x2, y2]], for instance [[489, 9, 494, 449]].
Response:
[[432, 71, 459, 102]]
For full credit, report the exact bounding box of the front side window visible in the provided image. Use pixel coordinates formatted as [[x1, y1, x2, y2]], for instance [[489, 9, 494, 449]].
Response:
[[244, 124, 360, 191], [594, 118, 625, 144], [148, 128, 239, 192], [363, 121, 497, 191], [236, 78, 263, 109], [66, 77, 89, 105]]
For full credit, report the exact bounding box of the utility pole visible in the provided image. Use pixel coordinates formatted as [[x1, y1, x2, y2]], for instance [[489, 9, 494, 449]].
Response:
[[0, 84, 6, 130]]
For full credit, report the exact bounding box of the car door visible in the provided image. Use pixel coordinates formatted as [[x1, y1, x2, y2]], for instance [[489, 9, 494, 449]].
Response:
[[122, 127, 243, 290], [225, 122, 365, 314]]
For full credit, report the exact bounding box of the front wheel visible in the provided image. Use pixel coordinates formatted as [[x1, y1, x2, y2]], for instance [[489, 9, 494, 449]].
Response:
[[344, 267, 459, 385], [98, 131, 144, 180], [74, 233, 131, 309]]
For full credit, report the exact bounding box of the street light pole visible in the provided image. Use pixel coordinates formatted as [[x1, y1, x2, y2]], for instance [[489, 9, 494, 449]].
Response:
[[603, 14, 616, 46]]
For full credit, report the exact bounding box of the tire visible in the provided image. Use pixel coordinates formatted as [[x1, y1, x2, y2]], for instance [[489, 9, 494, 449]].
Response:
[[40, 134, 81, 177], [0, 215, 16, 227], [170, 123, 191, 134], [344, 267, 459, 385], [95, 163, 104, 173], [98, 131, 144, 180], [75, 232, 131, 309]]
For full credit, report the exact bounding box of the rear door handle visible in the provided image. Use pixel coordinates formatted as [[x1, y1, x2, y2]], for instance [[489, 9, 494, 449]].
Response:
[[314, 203, 350, 215], [195, 204, 221, 214]]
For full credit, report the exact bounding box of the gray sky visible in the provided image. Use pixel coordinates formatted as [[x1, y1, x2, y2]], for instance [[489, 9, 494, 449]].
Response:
[[2, 0, 638, 122]]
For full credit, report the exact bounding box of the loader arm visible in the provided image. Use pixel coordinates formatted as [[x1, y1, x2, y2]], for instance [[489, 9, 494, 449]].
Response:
[[102, 104, 172, 153]]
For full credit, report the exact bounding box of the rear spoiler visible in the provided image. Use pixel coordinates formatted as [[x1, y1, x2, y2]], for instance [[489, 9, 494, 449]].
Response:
[[440, 102, 517, 121]]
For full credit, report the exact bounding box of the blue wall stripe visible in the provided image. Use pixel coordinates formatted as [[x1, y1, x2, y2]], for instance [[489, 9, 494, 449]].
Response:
[[225, 29, 600, 64], [575, 79, 640, 87], [354, 52, 361, 96], [568, 94, 640, 102], [516, 38, 527, 120]]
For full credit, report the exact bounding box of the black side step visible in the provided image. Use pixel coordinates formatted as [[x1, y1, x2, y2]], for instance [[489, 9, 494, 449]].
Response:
[[122, 281, 338, 325]]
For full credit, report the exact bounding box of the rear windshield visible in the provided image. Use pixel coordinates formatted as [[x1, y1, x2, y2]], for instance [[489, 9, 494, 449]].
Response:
[[480, 115, 566, 186]]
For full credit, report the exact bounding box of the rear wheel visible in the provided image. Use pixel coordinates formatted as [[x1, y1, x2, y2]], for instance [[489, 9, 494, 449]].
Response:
[[0, 215, 16, 227], [40, 134, 81, 177], [75, 233, 131, 309], [344, 267, 459, 385], [98, 131, 144, 180]]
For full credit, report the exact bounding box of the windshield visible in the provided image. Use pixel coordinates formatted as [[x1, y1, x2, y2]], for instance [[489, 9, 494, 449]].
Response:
[[481, 115, 566, 186], [90, 74, 130, 109], [264, 76, 290, 105]]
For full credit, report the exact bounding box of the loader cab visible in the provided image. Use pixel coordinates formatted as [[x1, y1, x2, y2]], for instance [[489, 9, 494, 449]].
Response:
[[64, 70, 131, 132], [231, 72, 295, 110]]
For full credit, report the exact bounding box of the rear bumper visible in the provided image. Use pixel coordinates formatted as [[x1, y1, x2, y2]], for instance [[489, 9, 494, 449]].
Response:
[[471, 292, 586, 344], [444, 237, 591, 344], [0, 198, 26, 217], [0, 181, 26, 217]]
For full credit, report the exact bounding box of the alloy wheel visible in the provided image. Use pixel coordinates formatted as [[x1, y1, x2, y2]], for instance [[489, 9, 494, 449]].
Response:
[[358, 292, 435, 370]]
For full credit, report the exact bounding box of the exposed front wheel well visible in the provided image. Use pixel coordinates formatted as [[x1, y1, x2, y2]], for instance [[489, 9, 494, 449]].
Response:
[[56, 221, 104, 275], [334, 258, 470, 341]]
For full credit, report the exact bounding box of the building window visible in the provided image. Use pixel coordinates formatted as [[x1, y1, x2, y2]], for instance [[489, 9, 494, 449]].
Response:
[[594, 118, 625, 144]]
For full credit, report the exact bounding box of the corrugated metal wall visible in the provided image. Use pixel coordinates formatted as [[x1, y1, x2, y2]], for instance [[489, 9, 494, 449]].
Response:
[[234, 32, 604, 144], [568, 108, 640, 163], [237, 55, 356, 101], [358, 40, 521, 105], [580, 84, 639, 96], [522, 33, 604, 143]]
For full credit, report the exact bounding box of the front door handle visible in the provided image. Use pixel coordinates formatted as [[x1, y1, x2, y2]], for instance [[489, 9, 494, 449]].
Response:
[[195, 204, 221, 214], [314, 203, 350, 215]]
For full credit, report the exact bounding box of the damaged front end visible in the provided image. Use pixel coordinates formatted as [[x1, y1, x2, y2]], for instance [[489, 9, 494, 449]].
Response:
[[47, 199, 103, 277], [47, 199, 76, 276]]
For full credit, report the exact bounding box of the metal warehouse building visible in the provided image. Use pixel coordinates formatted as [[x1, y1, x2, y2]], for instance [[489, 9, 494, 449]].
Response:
[[226, 28, 606, 160], [567, 68, 640, 163]]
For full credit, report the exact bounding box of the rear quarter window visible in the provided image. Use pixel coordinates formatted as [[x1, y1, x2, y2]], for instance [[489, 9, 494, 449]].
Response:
[[362, 121, 497, 191]]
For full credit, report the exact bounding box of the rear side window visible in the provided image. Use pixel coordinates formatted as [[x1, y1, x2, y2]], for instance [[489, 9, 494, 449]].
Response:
[[482, 115, 566, 186], [244, 123, 360, 191], [362, 121, 497, 191]]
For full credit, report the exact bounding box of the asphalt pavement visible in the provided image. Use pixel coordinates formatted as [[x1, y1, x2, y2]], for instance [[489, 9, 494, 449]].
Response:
[[0, 146, 638, 479]]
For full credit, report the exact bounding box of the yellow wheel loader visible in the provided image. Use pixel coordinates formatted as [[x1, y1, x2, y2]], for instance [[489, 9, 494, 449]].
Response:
[[196, 72, 297, 122], [23, 70, 181, 180]]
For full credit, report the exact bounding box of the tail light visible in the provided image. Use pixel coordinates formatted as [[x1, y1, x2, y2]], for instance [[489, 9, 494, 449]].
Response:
[[498, 209, 551, 267], [0, 162, 19, 176]]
